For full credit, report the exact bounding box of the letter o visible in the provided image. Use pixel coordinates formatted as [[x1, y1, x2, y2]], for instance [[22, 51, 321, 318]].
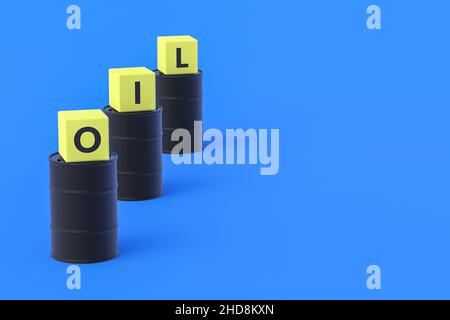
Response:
[[74, 127, 101, 153]]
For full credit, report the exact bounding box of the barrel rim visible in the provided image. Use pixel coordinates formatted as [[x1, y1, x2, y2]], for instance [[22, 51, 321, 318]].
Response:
[[51, 254, 118, 264], [154, 69, 203, 78], [103, 105, 162, 117], [49, 152, 118, 166], [118, 193, 162, 201]]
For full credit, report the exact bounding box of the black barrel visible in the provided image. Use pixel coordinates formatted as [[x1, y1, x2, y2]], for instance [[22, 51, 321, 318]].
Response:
[[155, 70, 203, 154], [103, 106, 163, 201], [49, 152, 118, 263]]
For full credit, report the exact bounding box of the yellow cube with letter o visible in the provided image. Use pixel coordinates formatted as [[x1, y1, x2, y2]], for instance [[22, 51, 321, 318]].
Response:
[[157, 35, 198, 75], [58, 109, 109, 163]]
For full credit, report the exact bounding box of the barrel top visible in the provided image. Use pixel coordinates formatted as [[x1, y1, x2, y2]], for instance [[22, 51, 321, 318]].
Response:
[[103, 105, 162, 117], [154, 69, 203, 78], [49, 152, 117, 166]]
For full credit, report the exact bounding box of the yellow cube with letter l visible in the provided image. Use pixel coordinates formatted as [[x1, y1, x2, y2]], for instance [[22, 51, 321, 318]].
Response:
[[157, 35, 198, 75], [109, 67, 156, 113], [58, 109, 109, 163]]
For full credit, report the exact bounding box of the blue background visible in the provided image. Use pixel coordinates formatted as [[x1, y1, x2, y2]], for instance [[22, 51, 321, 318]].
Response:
[[0, 0, 449, 299]]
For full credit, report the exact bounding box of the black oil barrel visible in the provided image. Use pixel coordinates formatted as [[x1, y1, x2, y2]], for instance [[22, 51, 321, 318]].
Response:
[[155, 70, 203, 154], [103, 106, 163, 201], [49, 152, 118, 263]]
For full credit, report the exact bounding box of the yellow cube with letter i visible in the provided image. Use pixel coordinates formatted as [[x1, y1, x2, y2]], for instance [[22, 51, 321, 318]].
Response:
[[109, 67, 156, 113]]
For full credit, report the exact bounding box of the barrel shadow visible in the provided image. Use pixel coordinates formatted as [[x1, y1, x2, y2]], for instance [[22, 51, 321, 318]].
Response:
[[163, 171, 214, 198], [118, 230, 182, 259]]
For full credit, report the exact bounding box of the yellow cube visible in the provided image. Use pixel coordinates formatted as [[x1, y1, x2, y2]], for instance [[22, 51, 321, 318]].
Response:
[[157, 35, 198, 75], [109, 67, 156, 113], [58, 109, 109, 163]]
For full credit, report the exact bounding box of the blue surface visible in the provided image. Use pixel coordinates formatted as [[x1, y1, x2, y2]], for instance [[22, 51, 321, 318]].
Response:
[[0, 0, 449, 299]]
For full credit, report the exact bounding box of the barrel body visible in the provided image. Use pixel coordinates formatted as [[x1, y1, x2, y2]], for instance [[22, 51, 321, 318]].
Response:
[[155, 70, 203, 154], [49, 152, 118, 263], [103, 106, 163, 201]]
